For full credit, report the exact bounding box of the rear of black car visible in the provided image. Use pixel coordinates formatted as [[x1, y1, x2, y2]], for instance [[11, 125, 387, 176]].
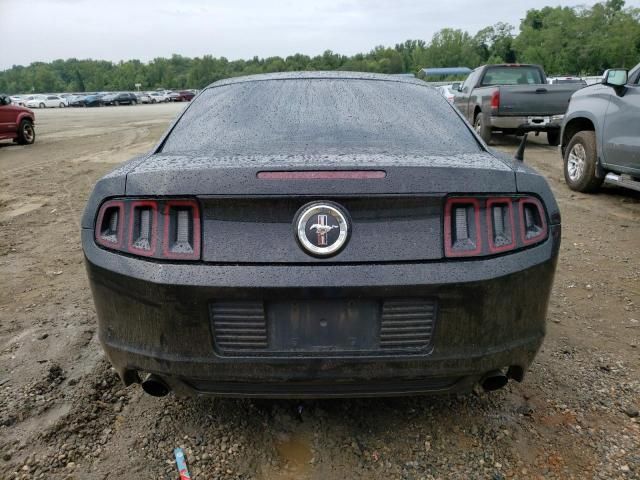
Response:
[[82, 73, 560, 398]]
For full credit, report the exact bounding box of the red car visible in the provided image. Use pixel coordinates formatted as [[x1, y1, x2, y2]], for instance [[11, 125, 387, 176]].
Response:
[[0, 94, 35, 144], [173, 90, 195, 102]]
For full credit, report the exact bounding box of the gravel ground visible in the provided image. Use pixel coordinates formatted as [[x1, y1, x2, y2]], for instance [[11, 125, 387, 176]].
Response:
[[0, 104, 638, 480]]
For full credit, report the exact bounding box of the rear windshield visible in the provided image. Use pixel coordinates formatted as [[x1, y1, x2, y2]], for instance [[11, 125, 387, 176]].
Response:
[[481, 67, 544, 86], [161, 78, 481, 156]]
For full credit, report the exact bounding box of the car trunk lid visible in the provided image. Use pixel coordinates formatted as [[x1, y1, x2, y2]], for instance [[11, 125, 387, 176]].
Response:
[[125, 152, 515, 263]]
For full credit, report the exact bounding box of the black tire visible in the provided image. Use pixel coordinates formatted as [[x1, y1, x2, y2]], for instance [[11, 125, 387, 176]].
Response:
[[114, 101, 119, 106], [17, 119, 35, 145], [132, 100, 137, 105], [563, 130, 603, 193], [39, 103, 45, 109], [59, 102, 65, 108], [474, 112, 493, 144], [151, 99, 156, 104], [547, 130, 560, 146]]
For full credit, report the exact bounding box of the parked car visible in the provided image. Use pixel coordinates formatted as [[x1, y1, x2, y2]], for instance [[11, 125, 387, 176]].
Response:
[[102, 92, 138, 106], [547, 76, 587, 87], [82, 72, 560, 399], [0, 94, 35, 144], [178, 90, 196, 102], [436, 85, 456, 103], [84, 94, 105, 107], [148, 92, 169, 103], [560, 63, 640, 193], [68, 94, 89, 107], [10, 95, 25, 106], [135, 92, 152, 104], [26, 94, 68, 108], [454, 64, 584, 145]]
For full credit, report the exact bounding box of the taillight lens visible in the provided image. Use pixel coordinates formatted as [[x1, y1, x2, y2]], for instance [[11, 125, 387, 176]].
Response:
[[490, 90, 500, 110], [95, 198, 200, 260], [96, 200, 124, 249], [444, 195, 547, 258]]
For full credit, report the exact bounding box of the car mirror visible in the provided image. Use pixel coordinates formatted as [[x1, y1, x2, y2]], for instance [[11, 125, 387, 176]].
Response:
[[602, 69, 628, 87]]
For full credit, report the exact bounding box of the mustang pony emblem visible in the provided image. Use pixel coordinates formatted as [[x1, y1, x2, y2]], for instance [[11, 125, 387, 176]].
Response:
[[295, 202, 349, 256], [309, 214, 338, 246]]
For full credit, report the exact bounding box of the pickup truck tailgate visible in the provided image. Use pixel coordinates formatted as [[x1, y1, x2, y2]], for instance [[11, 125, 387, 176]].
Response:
[[498, 84, 578, 116]]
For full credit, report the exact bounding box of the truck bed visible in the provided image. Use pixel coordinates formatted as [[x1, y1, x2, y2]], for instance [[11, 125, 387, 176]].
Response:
[[492, 84, 580, 116]]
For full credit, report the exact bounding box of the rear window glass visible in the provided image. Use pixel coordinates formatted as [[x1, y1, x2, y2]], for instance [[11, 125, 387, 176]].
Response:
[[161, 78, 481, 156], [481, 67, 544, 86]]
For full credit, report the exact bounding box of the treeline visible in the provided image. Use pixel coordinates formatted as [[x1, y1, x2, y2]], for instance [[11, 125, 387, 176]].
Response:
[[1, 0, 639, 94]]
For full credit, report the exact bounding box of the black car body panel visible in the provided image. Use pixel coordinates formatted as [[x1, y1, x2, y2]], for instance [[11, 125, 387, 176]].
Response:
[[82, 72, 561, 398]]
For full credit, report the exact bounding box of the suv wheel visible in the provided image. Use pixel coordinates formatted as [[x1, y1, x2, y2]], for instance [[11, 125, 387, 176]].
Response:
[[17, 119, 35, 145], [563, 131, 603, 193]]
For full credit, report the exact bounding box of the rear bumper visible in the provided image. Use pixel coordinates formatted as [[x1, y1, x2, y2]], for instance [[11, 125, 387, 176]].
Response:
[[490, 114, 564, 131], [83, 226, 560, 398]]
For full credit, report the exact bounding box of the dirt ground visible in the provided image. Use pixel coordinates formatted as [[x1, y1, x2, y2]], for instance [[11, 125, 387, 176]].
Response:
[[0, 104, 638, 480]]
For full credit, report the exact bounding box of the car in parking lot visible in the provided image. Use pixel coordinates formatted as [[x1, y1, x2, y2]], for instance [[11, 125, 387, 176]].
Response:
[[561, 63, 640, 193], [102, 92, 138, 106], [25, 94, 67, 108], [548, 76, 587, 87], [82, 71, 560, 399], [10, 95, 25, 106], [84, 94, 105, 107], [0, 93, 35, 144], [436, 85, 456, 103], [148, 91, 169, 103], [136, 92, 152, 104], [454, 64, 583, 145], [170, 90, 195, 102]]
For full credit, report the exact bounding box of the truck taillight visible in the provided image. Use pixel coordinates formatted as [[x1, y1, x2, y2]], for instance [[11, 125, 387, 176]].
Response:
[[95, 198, 201, 260], [444, 196, 547, 258], [490, 90, 500, 111]]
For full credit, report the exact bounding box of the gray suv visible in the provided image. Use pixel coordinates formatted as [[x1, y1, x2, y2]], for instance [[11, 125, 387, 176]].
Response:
[[561, 63, 640, 193]]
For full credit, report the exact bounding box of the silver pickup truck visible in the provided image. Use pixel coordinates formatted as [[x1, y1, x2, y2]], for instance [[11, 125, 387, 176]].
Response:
[[454, 64, 584, 145], [561, 63, 640, 193]]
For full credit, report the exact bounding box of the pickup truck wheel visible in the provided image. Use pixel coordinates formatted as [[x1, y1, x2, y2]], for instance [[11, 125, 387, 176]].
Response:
[[563, 131, 603, 193], [474, 112, 492, 144], [547, 130, 560, 146], [17, 119, 35, 145]]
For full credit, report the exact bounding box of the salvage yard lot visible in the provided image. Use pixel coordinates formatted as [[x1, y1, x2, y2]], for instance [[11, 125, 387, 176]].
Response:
[[0, 105, 638, 480]]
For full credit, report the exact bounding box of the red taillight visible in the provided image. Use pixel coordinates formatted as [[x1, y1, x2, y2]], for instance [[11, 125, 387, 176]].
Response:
[[128, 200, 158, 256], [444, 196, 547, 258], [490, 90, 500, 111], [486, 197, 515, 253], [162, 199, 201, 260], [519, 197, 548, 245], [95, 198, 200, 260], [96, 200, 124, 249], [444, 198, 482, 257]]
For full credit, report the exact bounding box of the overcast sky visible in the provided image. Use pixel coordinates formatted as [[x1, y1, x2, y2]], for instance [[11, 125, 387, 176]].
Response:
[[2, 0, 636, 70]]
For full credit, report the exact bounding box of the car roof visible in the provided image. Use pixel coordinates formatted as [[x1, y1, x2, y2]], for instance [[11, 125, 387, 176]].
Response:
[[204, 71, 428, 90]]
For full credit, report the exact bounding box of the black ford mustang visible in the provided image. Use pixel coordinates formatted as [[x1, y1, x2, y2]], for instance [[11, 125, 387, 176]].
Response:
[[82, 72, 560, 398]]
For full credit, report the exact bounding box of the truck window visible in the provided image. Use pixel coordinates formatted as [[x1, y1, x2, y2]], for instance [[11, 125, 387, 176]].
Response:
[[481, 66, 544, 86], [461, 69, 478, 92]]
